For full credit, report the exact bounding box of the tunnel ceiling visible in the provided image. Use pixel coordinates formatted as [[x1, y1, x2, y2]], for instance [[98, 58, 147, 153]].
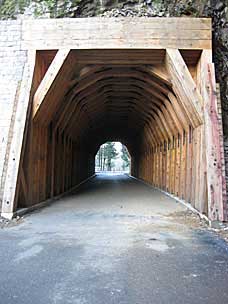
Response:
[[33, 49, 201, 156]]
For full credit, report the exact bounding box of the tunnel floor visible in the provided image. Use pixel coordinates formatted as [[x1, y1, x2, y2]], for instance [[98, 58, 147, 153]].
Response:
[[1, 174, 228, 303]]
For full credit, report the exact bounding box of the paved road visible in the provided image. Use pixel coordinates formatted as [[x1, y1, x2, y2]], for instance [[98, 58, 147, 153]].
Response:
[[0, 174, 228, 304]]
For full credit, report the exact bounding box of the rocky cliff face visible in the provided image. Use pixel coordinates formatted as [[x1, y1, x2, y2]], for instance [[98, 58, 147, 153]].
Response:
[[0, 0, 228, 173]]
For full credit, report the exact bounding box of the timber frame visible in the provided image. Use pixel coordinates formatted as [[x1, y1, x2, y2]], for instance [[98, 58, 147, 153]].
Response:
[[0, 17, 227, 221]]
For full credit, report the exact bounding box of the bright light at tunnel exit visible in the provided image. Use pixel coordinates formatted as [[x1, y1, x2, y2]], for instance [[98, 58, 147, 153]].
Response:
[[95, 142, 131, 174]]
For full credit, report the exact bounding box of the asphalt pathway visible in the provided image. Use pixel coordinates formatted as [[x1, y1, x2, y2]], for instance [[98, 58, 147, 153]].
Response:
[[0, 174, 228, 304]]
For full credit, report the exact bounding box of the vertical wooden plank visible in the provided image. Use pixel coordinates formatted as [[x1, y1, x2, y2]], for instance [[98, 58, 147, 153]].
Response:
[[191, 128, 197, 207], [42, 127, 48, 201], [61, 133, 66, 193], [162, 143, 166, 190], [38, 126, 44, 202], [65, 136, 69, 191], [159, 148, 162, 188], [33, 124, 39, 204], [186, 130, 193, 203], [166, 143, 170, 192], [46, 123, 52, 198], [180, 131, 187, 200], [156, 147, 159, 187], [199, 50, 226, 221], [206, 64, 226, 220], [70, 139, 73, 188], [171, 138, 176, 194], [51, 129, 56, 197], [175, 135, 181, 196], [216, 85, 227, 214]]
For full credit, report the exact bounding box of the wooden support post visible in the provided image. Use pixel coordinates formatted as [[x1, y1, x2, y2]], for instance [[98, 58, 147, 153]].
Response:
[[1, 52, 36, 219], [199, 50, 227, 221]]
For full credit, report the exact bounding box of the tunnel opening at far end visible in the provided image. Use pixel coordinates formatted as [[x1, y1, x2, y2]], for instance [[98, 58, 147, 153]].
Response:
[[95, 142, 131, 174]]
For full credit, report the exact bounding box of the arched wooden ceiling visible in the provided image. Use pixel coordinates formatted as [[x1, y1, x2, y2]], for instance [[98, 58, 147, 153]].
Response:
[[38, 61, 194, 157], [32, 48, 204, 163]]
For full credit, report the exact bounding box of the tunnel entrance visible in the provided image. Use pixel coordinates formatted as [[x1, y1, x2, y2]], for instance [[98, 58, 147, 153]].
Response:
[[95, 142, 130, 174], [1, 17, 226, 221]]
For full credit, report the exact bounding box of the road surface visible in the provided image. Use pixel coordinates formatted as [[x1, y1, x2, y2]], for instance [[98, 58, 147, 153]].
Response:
[[0, 174, 228, 304]]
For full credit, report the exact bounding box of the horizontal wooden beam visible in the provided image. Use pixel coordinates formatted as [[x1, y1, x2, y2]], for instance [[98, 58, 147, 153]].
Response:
[[21, 17, 212, 50]]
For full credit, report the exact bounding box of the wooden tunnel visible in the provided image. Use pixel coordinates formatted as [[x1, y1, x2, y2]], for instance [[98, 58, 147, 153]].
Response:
[[1, 17, 227, 221]]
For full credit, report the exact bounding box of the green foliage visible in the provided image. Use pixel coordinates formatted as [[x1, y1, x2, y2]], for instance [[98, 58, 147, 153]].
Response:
[[34, 0, 83, 18], [33, 0, 58, 17], [0, 0, 30, 19], [0, 0, 79, 18]]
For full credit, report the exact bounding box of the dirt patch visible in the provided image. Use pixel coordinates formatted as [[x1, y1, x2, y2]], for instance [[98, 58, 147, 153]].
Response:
[[168, 209, 228, 243], [168, 210, 208, 229]]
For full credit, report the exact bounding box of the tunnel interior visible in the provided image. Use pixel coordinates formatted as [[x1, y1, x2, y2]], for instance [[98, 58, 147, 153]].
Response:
[[16, 49, 206, 214]]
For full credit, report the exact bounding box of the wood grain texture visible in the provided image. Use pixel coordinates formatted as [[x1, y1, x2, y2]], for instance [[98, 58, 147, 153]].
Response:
[[21, 17, 212, 50]]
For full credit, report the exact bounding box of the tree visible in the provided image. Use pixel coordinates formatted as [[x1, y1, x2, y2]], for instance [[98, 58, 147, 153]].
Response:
[[96, 142, 118, 171], [121, 145, 130, 171], [104, 142, 118, 171]]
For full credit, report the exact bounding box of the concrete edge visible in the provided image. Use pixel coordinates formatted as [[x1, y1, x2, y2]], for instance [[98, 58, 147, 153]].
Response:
[[11, 174, 96, 219], [127, 174, 211, 226]]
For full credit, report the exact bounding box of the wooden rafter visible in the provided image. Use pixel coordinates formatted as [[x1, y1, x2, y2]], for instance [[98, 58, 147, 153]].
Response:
[[33, 49, 71, 118], [166, 49, 203, 128]]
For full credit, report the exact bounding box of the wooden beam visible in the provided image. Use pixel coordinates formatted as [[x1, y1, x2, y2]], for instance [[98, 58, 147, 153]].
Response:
[[167, 93, 189, 131], [166, 49, 203, 128], [140, 65, 172, 87], [33, 49, 74, 123], [199, 51, 227, 221], [1, 51, 36, 219], [21, 18, 212, 50]]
